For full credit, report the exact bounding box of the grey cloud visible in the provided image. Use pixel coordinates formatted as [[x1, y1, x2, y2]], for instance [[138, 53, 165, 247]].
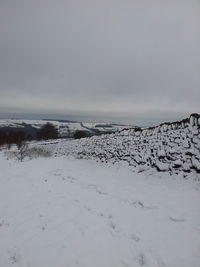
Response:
[[0, 0, 200, 125]]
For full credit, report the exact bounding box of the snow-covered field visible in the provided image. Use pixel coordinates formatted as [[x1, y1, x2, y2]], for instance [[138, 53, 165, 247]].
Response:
[[0, 119, 133, 137], [0, 151, 200, 267]]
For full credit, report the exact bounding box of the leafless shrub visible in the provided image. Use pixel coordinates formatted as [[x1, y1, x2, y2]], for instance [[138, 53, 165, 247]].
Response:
[[26, 146, 52, 159], [16, 142, 29, 161], [4, 144, 52, 161]]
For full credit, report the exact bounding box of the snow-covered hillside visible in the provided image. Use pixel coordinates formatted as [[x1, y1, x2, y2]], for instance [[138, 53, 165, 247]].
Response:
[[0, 153, 200, 267], [1, 114, 200, 266], [0, 119, 133, 138], [37, 114, 200, 176]]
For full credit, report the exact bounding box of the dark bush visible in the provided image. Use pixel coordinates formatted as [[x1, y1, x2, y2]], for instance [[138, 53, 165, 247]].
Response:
[[74, 130, 89, 139], [38, 123, 59, 140], [0, 130, 27, 147], [0, 131, 7, 146]]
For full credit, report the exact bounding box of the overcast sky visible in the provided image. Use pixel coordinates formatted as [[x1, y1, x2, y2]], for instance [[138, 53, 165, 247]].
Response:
[[0, 0, 200, 125]]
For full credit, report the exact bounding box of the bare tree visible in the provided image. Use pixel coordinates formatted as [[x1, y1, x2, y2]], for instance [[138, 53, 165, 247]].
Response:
[[16, 142, 29, 162]]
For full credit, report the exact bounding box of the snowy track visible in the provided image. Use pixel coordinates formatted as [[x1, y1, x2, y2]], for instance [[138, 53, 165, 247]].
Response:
[[0, 153, 200, 267]]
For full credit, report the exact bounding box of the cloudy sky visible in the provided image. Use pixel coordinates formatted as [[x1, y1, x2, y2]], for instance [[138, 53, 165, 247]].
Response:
[[0, 0, 200, 125]]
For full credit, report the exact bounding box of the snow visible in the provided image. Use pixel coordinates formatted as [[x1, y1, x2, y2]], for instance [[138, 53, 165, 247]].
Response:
[[192, 157, 200, 171], [0, 151, 200, 267], [155, 160, 170, 171], [183, 140, 190, 148], [0, 119, 134, 138], [157, 150, 166, 158], [173, 159, 182, 166]]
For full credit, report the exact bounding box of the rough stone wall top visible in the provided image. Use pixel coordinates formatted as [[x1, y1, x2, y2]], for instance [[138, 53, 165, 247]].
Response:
[[40, 114, 200, 175]]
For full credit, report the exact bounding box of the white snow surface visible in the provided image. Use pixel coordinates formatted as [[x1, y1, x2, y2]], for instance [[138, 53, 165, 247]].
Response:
[[0, 152, 200, 267]]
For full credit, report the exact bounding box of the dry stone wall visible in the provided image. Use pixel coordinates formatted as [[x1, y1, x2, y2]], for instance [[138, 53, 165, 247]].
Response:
[[44, 114, 200, 174]]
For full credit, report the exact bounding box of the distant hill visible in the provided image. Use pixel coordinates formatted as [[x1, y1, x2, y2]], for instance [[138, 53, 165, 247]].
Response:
[[0, 119, 135, 138]]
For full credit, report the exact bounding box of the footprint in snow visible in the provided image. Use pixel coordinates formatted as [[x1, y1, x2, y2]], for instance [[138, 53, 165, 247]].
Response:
[[53, 169, 62, 177], [8, 251, 20, 265], [130, 234, 140, 242], [0, 219, 9, 228], [137, 252, 147, 266], [41, 223, 47, 230], [67, 176, 77, 183], [136, 249, 168, 267], [168, 217, 185, 222], [54, 173, 62, 177], [132, 201, 158, 210], [87, 184, 108, 195], [108, 222, 121, 237], [137, 201, 144, 208], [109, 222, 116, 230], [10, 254, 19, 264], [98, 213, 113, 219], [95, 188, 108, 195], [83, 206, 92, 212]]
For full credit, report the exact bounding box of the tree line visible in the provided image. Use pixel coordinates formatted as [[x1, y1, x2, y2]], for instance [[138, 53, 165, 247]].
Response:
[[0, 122, 59, 147], [0, 122, 92, 148]]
